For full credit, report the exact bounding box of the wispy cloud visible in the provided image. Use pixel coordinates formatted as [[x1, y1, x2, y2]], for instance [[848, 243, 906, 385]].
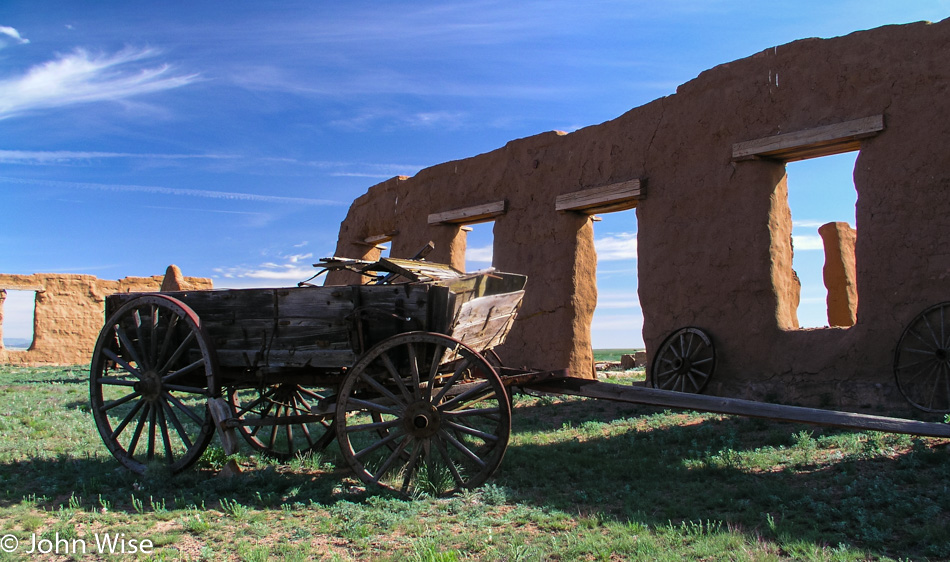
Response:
[[213, 250, 322, 287], [595, 232, 638, 261], [328, 107, 471, 132], [0, 176, 343, 206], [0, 150, 238, 164], [0, 47, 199, 119], [595, 290, 641, 310], [0, 150, 423, 179], [214, 263, 316, 284], [465, 244, 494, 264], [0, 26, 29, 48], [793, 219, 828, 229], [793, 234, 825, 251]]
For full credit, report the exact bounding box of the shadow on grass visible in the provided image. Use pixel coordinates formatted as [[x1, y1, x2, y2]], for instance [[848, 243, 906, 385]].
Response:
[[1, 387, 948, 559], [0, 446, 379, 516], [499, 395, 950, 559]]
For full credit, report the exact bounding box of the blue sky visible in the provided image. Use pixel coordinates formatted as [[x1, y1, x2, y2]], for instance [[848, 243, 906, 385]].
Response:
[[1, 2, 947, 348]]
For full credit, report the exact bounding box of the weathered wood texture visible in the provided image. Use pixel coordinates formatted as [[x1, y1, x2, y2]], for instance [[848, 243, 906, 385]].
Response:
[[732, 115, 885, 161], [105, 270, 526, 377], [374, 258, 463, 282], [449, 290, 525, 354], [427, 200, 507, 225], [527, 378, 950, 438], [555, 179, 643, 214], [363, 232, 397, 245]]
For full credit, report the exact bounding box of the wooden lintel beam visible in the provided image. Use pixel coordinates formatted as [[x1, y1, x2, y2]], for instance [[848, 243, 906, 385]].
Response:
[[732, 115, 884, 161], [428, 200, 507, 225], [362, 231, 398, 245], [555, 179, 643, 214]]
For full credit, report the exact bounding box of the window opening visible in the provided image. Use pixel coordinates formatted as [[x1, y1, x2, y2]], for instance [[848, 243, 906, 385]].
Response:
[[590, 209, 643, 368], [464, 221, 495, 272], [786, 151, 859, 328], [1, 289, 36, 350]]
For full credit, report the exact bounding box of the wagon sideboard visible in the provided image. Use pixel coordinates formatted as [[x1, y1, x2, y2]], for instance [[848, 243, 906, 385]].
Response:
[[103, 271, 526, 381]]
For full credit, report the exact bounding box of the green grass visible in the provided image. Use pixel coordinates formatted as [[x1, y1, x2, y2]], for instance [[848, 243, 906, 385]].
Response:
[[593, 349, 643, 362], [0, 365, 949, 560]]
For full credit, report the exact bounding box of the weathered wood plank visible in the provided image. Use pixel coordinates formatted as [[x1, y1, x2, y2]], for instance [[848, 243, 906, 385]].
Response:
[[732, 115, 885, 161], [363, 231, 398, 245], [526, 377, 950, 438], [555, 179, 643, 214], [449, 290, 524, 354], [427, 200, 507, 225], [372, 258, 463, 282], [216, 349, 357, 369]]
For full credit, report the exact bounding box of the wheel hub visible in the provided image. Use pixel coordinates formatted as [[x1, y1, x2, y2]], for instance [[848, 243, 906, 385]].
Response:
[[135, 370, 163, 400], [937, 348, 949, 362], [672, 357, 691, 374], [403, 401, 441, 438]]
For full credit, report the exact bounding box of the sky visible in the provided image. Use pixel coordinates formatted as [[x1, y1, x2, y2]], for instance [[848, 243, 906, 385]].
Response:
[[1, 1, 947, 349]]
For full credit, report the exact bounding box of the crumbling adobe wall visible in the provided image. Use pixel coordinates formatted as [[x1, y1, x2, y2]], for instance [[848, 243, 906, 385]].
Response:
[[331, 19, 950, 411], [0, 269, 212, 366]]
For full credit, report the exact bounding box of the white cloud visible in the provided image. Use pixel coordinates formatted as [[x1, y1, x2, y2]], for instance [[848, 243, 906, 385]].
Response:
[[595, 291, 641, 310], [214, 263, 316, 285], [285, 253, 314, 264], [792, 234, 824, 251], [465, 244, 494, 264], [0, 47, 199, 119], [213, 248, 333, 287], [328, 107, 471, 132], [792, 219, 827, 229], [0, 26, 29, 48], [594, 232, 638, 261], [0, 176, 343, 206]]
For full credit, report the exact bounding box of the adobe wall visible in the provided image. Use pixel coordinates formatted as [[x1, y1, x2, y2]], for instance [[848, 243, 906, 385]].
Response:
[[0, 270, 212, 366], [330, 19, 950, 412]]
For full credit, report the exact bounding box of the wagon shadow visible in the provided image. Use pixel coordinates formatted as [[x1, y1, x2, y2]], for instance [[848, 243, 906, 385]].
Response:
[[500, 394, 950, 558], [0, 453, 361, 513]]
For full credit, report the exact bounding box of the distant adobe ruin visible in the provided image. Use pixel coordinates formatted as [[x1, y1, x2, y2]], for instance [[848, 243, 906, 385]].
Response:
[[0, 267, 211, 366], [329, 19, 950, 410]]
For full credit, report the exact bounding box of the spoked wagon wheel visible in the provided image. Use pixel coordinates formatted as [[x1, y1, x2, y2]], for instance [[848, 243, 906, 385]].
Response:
[[336, 332, 511, 497], [227, 384, 335, 460], [895, 302, 950, 413], [651, 327, 716, 393], [90, 295, 218, 474]]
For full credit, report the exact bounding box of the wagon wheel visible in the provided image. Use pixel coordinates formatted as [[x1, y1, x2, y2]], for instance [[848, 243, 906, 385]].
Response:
[[895, 302, 950, 413], [90, 295, 218, 474], [227, 384, 335, 460], [651, 327, 716, 393], [336, 332, 511, 496]]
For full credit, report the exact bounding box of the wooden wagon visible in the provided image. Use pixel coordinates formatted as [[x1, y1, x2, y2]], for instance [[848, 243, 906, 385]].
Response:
[[89, 255, 534, 495], [90, 251, 950, 497]]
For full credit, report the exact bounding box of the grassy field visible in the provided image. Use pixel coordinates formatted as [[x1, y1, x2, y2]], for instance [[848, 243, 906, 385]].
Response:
[[1, 365, 949, 560], [592, 350, 643, 363]]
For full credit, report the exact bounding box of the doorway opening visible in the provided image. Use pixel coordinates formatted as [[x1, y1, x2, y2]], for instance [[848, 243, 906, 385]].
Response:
[[1, 289, 36, 350], [590, 209, 643, 366], [464, 221, 495, 272], [785, 151, 859, 328]]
